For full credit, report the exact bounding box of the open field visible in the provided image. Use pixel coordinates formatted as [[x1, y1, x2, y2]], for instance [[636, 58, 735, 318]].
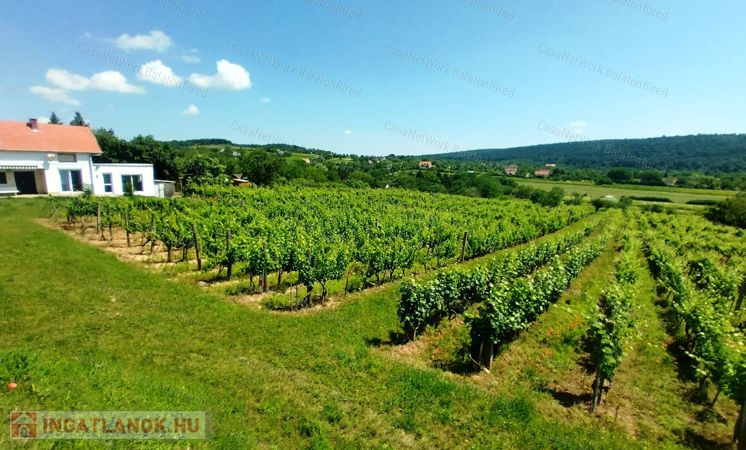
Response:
[[515, 179, 738, 204], [1, 196, 744, 449]]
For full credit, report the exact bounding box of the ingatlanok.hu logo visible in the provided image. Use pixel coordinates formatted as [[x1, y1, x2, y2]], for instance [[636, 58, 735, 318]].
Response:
[[9, 411, 207, 440]]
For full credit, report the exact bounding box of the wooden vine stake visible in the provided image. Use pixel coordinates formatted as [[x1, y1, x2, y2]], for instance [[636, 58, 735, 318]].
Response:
[[479, 339, 493, 370], [107, 205, 113, 242], [225, 229, 232, 280], [96, 202, 102, 239], [460, 232, 468, 262], [191, 223, 202, 271], [149, 215, 157, 255], [124, 208, 131, 247], [262, 241, 268, 292]]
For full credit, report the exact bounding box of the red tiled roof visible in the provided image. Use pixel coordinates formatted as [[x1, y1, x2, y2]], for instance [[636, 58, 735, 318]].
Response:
[[0, 120, 101, 154]]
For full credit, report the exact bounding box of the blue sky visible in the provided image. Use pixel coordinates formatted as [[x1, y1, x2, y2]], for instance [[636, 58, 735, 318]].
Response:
[[1, 0, 744, 156]]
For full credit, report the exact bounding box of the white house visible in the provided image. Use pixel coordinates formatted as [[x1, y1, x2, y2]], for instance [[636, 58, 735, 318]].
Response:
[[92, 164, 156, 196], [0, 119, 156, 196]]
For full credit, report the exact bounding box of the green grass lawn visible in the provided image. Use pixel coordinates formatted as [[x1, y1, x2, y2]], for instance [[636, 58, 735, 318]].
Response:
[[515, 179, 736, 204], [0, 199, 676, 449]]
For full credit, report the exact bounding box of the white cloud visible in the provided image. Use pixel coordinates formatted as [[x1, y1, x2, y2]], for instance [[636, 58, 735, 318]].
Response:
[[181, 49, 201, 64], [45, 68, 144, 94], [115, 30, 172, 52], [89, 71, 145, 94], [37, 117, 51, 124], [260, 97, 271, 103], [182, 104, 199, 115], [567, 120, 588, 136], [29, 86, 81, 105], [182, 55, 201, 64], [189, 59, 251, 90], [138, 60, 183, 87], [46, 68, 90, 90], [344, 129, 352, 135]]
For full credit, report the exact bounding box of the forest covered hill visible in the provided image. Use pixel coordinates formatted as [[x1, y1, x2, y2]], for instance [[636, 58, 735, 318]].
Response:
[[425, 134, 746, 173]]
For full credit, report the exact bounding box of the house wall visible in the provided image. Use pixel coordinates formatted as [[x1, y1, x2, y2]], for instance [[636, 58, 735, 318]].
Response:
[[0, 151, 157, 196], [92, 164, 156, 196], [0, 151, 94, 194]]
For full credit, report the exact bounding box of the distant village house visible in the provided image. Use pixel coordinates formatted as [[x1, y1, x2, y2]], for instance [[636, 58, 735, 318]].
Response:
[[418, 161, 433, 169], [504, 165, 518, 176], [534, 168, 552, 178]]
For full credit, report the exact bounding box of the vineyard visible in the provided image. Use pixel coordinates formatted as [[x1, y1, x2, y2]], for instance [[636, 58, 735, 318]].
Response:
[[6, 187, 740, 448], [390, 206, 746, 446], [61, 186, 594, 308]]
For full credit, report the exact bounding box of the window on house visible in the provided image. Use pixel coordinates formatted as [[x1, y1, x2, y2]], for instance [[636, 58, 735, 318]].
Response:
[[102, 174, 113, 193], [0, 172, 6, 184], [58, 154, 77, 163], [60, 170, 83, 192], [122, 174, 143, 192]]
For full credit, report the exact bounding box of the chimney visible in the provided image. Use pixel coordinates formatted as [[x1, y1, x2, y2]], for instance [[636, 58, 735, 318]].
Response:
[[28, 118, 39, 131]]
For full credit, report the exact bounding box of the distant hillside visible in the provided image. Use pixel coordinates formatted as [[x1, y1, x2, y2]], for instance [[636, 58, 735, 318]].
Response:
[[167, 139, 335, 157], [425, 134, 746, 173]]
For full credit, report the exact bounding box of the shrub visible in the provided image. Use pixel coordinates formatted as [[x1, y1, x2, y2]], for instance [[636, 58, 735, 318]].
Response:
[[706, 193, 746, 228], [628, 196, 673, 203]]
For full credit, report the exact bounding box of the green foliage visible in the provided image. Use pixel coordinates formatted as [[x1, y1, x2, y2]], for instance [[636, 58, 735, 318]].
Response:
[[239, 149, 287, 185], [94, 129, 179, 180], [0, 350, 35, 384], [587, 241, 638, 402], [466, 235, 609, 359], [179, 153, 227, 187], [69, 111, 87, 126], [591, 197, 632, 211], [640, 214, 745, 408], [64, 187, 594, 308], [398, 230, 591, 337], [628, 196, 672, 203], [429, 134, 746, 173], [48, 111, 62, 125], [707, 193, 746, 228], [608, 168, 633, 183]]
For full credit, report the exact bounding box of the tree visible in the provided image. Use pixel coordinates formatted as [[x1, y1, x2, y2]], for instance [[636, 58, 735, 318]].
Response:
[[607, 168, 633, 183], [179, 154, 227, 186], [130, 135, 179, 180], [49, 112, 62, 125], [93, 129, 179, 181], [707, 193, 746, 229], [69, 112, 87, 126], [639, 171, 664, 186], [239, 149, 286, 185]]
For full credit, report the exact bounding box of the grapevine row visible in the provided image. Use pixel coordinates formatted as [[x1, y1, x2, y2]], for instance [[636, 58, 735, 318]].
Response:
[[465, 232, 612, 368], [63, 187, 594, 305], [397, 226, 594, 338], [588, 234, 639, 411], [640, 213, 746, 444]]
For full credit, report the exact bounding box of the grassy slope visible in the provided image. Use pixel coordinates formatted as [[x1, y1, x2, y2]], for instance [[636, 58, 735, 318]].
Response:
[[0, 199, 652, 449], [515, 179, 736, 204]]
